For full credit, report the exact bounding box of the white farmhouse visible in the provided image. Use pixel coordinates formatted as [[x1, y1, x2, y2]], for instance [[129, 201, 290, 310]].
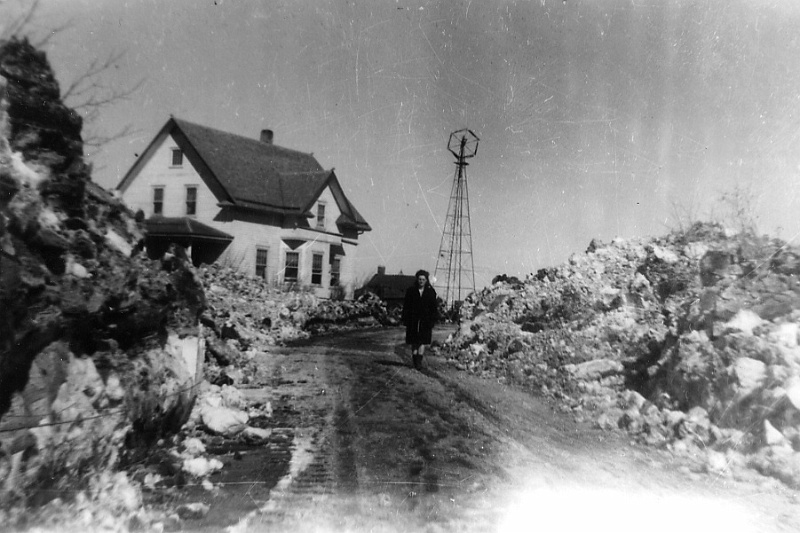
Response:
[[117, 117, 371, 299]]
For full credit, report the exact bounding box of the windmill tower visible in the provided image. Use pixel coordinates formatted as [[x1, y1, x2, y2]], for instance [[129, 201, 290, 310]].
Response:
[[434, 129, 479, 308]]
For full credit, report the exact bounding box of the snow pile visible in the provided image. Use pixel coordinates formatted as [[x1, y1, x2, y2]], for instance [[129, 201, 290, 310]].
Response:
[[443, 223, 800, 487], [186, 384, 254, 437], [0, 470, 159, 533], [197, 263, 391, 385], [0, 38, 207, 531], [176, 437, 223, 478]]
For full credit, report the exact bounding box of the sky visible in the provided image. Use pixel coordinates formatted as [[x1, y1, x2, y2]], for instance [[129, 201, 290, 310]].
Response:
[[4, 0, 800, 290]]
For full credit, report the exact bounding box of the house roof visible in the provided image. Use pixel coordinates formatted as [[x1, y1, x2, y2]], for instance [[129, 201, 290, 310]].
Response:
[[145, 216, 234, 242], [118, 117, 371, 232], [365, 273, 417, 300]]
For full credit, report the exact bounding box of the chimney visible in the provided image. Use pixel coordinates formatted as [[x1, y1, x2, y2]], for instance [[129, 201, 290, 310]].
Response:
[[377, 266, 386, 276], [260, 129, 274, 144]]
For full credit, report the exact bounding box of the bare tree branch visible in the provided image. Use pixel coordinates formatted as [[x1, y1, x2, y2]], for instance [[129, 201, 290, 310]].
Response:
[[31, 19, 73, 48], [0, 0, 41, 42], [2, 0, 144, 154], [61, 51, 127, 101], [664, 197, 701, 235]]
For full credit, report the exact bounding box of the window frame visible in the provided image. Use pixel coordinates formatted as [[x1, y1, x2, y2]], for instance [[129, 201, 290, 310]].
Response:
[[185, 185, 197, 216], [171, 148, 183, 167], [330, 256, 341, 287], [284, 251, 299, 283], [153, 186, 164, 216], [311, 252, 324, 285], [255, 247, 269, 280], [316, 203, 326, 229]]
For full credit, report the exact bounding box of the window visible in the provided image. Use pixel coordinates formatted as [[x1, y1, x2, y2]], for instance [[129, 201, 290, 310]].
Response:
[[311, 253, 323, 285], [153, 187, 164, 215], [255, 248, 268, 279], [171, 148, 183, 166], [330, 257, 341, 287], [284, 252, 299, 282], [316, 203, 326, 229], [186, 186, 197, 216]]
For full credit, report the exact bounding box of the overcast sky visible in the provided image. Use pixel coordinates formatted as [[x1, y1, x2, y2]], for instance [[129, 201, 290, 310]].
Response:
[[6, 0, 800, 289]]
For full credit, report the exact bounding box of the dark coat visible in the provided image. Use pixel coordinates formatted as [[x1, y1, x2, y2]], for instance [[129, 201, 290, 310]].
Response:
[[402, 284, 438, 345]]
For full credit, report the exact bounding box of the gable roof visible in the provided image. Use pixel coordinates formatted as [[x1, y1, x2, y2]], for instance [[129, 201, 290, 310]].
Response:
[[118, 117, 371, 231]]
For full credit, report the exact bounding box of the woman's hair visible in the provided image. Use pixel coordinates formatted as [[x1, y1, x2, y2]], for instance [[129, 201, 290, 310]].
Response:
[[415, 269, 430, 280]]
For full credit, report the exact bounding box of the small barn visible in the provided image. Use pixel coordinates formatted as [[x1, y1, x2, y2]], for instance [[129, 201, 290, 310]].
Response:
[[357, 267, 416, 308]]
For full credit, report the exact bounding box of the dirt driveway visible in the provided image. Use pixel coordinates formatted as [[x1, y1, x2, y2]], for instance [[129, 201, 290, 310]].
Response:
[[182, 326, 800, 533]]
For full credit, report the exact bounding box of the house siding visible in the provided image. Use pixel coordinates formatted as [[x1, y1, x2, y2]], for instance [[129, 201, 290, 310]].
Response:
[[310, 188, 341, 233], [120, 134, 217, 220]]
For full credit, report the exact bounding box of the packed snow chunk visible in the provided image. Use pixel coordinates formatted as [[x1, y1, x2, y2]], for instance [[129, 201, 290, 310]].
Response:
[[786, 376, 800, 411], [144, 472, 162, 489], [65, 255, 91, 279], [88, 471, 143, 513], [104, 372, 125, 401], [650, 244, 679, 264], [566, 359, 623, 381], [619, 390, 647, 411], [10, 150, 43, 185], [182, 456, 223, 477], [764, 420, 789, 447], [470, 343, 488, 358], [177, 502, 211, 519], [773, 322, 799, 348], [723, 309, 764, 336], [104, 228, 133, 256], [182, 437, 206, 456], [705, 449, 730, 476], [733, 357, 767, 397], [630, 272, 651, 290], [37, 205, 61, 230], [201, 405, 248, 436], [598, 286, 622, 308], [242, 426, 272, 441], [683, 242, 709, 260], [219, 384, 246, 409]]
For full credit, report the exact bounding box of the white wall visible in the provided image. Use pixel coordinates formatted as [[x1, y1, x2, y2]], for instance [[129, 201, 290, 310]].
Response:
[[119, 134, 217, 220], [205, 188, 360, 299], [312, 187, 341, 233]]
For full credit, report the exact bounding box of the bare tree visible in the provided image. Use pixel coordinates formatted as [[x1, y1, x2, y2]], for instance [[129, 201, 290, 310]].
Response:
[[716, 185, 760, 236], [1, 0, 143, 156], [59, 51, 144, 154], [665, 196, 702, 236]]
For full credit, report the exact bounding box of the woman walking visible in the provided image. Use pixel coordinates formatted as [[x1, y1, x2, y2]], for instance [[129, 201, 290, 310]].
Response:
[[402, 269, 438, 369]]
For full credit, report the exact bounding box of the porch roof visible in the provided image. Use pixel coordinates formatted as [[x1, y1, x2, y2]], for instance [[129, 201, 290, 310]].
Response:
[[144, 216, 234, 242]]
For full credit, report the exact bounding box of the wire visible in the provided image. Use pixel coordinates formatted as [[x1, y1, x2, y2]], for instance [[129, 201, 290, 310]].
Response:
[[0, 380, 206, 433]]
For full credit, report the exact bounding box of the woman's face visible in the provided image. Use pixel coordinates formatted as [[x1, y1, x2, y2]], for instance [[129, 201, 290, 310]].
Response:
[[417, 275, 427, 288]]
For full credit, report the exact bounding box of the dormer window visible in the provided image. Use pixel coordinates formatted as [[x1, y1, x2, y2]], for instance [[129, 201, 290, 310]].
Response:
[[171, 148, 183, 167], [316, 203, 326, 229]]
